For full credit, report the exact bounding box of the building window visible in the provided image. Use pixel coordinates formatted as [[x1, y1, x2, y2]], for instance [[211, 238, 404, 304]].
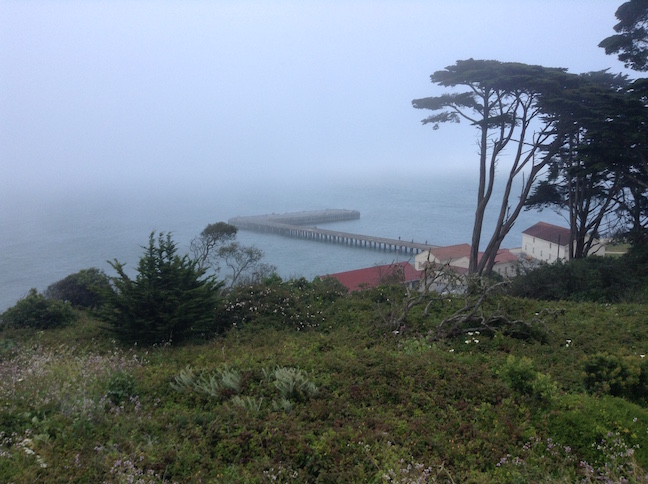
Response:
[[540, 250, 543, 258], [533, 237, 536, 243], [550, 243, 552, 249]]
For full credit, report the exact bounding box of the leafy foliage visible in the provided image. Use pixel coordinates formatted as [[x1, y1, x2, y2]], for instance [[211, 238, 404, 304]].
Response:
[[584, 353, 648, 403], [412, 59, 574, 275], [1, 285, 648, 481], [599, 0, 648, 71], [508, 245, 648, 303], [223, 276, 347, 330], [189, 221, 238, 272], [101, 231, 223, 345], [218, 241, 276, 288], [1, 288, 75, 329], [45, 267, 112, 309]]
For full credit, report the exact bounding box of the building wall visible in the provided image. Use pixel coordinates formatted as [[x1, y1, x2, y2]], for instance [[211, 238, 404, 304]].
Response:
[[492, 260, 517, 277], [522, 234, 606, 262], [414, 251, 439, 271], [522, 233, 569, 263]]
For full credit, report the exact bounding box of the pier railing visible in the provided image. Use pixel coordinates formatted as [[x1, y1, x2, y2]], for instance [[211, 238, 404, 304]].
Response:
[[229, 210, 436, 254]]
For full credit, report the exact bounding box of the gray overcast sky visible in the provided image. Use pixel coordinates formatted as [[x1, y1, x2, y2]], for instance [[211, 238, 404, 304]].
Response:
[[0, 1, 631, 198]]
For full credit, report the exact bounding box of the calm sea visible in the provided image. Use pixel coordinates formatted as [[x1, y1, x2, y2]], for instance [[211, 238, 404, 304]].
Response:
[[0, 173, 564, 311]]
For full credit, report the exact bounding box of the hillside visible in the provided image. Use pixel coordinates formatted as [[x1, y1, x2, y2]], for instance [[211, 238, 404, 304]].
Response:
[[2, 279, 648, 482]]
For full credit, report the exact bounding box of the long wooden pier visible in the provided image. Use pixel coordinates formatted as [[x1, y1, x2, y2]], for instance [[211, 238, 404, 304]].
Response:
[[228, 209, 436, 254]]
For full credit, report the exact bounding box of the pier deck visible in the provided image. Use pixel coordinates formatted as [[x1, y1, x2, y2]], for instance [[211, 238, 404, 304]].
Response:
[[229, 210, 436, 254]]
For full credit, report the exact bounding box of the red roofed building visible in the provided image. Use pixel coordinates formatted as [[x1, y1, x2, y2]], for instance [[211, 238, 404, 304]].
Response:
[[324, 262, 422, 292], [522, 221, 606, 262], [414, 244, 471, 270], [415, 244, 519, 277]]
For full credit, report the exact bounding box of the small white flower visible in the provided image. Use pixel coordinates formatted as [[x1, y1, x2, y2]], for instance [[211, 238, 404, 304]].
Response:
[[474, 339, 479, 344], [465, 340, 470, 344], [449, 349, 455, 353], [641, 354, 646, 358]]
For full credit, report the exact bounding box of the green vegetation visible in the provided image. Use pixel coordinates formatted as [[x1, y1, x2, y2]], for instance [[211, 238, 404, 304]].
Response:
[[101, 231, 224, 345], [2, 252, 648, 481], [45, 267, 112, 309], [509, 244, 648, 303], [0, 288, 75, 330]]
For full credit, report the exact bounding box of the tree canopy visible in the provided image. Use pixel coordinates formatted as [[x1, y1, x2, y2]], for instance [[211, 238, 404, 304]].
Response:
[[413, 59, 572, 275], [599, 0, 648, 71]]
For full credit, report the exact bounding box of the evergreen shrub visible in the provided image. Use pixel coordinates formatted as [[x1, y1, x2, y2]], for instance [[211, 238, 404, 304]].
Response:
[[45, 267, 112, 309], [583, 352, 648, 403], [101, 231, 223, 345], [1, 288, 75, 329]]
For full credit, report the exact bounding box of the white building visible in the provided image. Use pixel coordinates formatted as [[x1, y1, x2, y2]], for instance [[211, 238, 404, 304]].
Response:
[[414, 244, 471, 271], [522, 221, 606, 262], [450, 248, 519, 278], [415, 244, 519, 277]]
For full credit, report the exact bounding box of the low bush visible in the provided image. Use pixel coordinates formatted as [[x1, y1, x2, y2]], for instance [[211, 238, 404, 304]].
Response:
[[45, 268, 112, 309], [223, 276, 347, 331], [498, 355, 558, 406], [1, 289, 75, 329], [583, 352, 648, 403], [508, 245, 648, 303]]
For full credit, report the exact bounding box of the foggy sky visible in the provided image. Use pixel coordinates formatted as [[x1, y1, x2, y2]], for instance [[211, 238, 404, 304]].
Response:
[[0, 1, 632, 199]]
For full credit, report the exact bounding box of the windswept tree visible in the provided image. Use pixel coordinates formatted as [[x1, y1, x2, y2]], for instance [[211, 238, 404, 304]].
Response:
[[190, 222, 238, 272], [526, 71, 634, 258], [190, 221, 276, 288], [413, 59, 571, 275], [218, 242, 276, 288], [599, 0, 648, 71]]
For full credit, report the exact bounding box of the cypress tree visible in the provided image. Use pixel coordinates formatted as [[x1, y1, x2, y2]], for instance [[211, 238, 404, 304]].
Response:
[[102, 231, 223, 345]]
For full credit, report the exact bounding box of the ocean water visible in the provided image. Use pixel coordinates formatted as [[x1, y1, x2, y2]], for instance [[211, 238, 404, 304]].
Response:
[[0, 172, 564, 311]]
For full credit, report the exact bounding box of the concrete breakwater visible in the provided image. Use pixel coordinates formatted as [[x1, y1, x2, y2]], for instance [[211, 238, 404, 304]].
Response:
[[228, 209, 436, 254]]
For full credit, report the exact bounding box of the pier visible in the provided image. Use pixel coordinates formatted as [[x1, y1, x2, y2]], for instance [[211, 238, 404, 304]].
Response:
[[228, 209, 437, 254]]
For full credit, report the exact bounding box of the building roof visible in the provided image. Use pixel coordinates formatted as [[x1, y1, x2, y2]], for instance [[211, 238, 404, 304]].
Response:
[[428, 243, 471, 262], [324, 262, 422, 292], [493, 248, 519, 264], [522, 221, 571, 245]]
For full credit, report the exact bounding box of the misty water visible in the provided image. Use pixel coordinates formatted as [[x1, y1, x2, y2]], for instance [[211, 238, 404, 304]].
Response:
[[0, 173, 565, 311]]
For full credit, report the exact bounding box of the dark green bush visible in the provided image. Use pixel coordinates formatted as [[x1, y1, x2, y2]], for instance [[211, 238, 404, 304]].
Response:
[[1, 288, 75, 329], [583, 352, 648, 403], [101, 231, 224, 345], [45, 267, 112, 309], [509, 248, 648, 303]]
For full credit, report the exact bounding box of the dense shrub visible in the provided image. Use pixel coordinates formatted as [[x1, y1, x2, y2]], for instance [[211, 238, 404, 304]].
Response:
[[508, 247, 648, 302], [498, 355, 558, 406], [45, 267, 112, 309], [223, 276, 347, 330], [101, 232, 224, 345], [1, 288, 75, 329], [583, 352, 648, 403]]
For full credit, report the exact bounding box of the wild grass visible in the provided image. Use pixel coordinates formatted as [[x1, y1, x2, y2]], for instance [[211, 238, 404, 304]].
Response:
[[1, 286, 648, 481]]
